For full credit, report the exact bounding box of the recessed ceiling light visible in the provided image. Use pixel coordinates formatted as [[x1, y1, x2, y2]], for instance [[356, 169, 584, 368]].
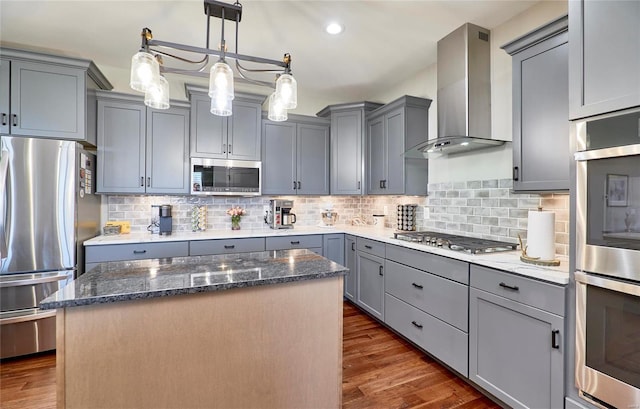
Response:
[[326, 22, 343, 35]]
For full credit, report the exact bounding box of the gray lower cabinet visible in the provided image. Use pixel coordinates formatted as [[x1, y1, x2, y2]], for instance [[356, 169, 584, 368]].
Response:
[[356, 239, 385, 320], [85, 241, 189, 272], [187, 87, 262, 160], [0, 49, 111, 143], [262, 115, 330, 195], [366, 96, 431, 195], [265, 234, 323, 255], [502, 16, 569, 192], [96, 93, 190, 194], [322, 234, 344, 265], [317, 102, 383, 195], [343, 235, 357, 301], [189, 238, 265, 256], [469, 265, 565, 409], [569, 0, 640, 119]]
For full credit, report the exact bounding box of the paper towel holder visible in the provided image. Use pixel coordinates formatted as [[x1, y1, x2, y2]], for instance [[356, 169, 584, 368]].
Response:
[[517, 234, 560, 267]]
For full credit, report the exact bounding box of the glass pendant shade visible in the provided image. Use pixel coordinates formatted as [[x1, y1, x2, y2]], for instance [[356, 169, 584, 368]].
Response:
[[130, 51, 160, 92], [267, 92, 287, 122], [208, 61, 234, 101], [275, 73, 297, 109], [210, 93, 233, 116], [144, 75, 170, 109]]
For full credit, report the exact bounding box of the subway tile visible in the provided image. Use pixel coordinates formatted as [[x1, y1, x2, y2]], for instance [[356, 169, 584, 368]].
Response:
[[467, 180, 482, 189], [482, 180, 498, 189]]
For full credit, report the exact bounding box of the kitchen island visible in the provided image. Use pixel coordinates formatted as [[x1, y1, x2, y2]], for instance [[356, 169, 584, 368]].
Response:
[[41, 249, 347, 409]]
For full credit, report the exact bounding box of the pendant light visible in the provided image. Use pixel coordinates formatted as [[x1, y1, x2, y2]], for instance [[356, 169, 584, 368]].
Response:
[[144, 75, 170, 109], [209, 61, 234, 105], [130, 51, 160, 92], [267, 92, 287, 122], [210, 91, 233, 116], [275, 72, 297, 110]]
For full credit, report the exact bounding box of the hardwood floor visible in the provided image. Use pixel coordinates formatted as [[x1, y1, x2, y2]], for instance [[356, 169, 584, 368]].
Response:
[[342, 301, 500, 409], [0, 302, 500, 409]]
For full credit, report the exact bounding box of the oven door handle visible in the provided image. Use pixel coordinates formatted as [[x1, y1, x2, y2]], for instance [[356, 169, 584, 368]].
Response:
[[575, 271, 640, 296], [574, 143, 640, 161], [0, 309, 56, 325]]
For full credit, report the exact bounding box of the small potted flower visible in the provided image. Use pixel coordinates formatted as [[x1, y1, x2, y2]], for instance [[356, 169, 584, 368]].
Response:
[[226, 206, 246, 230]]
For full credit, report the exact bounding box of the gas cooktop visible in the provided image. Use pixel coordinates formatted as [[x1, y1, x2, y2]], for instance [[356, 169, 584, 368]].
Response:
[[393, 231, 519, 254]]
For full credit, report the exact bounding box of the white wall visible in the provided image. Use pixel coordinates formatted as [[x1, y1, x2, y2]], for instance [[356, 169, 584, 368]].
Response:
[[365, 1, 568, 183]]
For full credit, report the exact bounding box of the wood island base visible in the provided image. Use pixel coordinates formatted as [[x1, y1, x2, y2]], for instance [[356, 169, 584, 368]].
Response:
[[56, 277, 343, 409]]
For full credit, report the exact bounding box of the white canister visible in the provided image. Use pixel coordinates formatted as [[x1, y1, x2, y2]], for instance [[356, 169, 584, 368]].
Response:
[[372, 215, 385, 231]]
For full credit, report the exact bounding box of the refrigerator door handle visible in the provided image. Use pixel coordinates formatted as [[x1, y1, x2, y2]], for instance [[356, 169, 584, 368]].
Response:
[[0, 309, 56, 325], [0, 148, 9, 260], [0, 273, 72, 288]]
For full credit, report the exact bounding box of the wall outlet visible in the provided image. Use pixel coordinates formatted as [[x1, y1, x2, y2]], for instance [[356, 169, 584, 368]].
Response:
[[263, 205, 270, 214], [423, 206, 430, 220]]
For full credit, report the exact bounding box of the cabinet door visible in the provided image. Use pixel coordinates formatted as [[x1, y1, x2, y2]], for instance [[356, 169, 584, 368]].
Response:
[[261, 121, 297, 195], [190, 94, 227, 158], [228, 99, 261, 160], [384, 108, 405, 194], [331, 110, 363, 195], [323, 234, 344, 265], [469, 288, 564, 409], [146, 107, 190, 194], [357, 251, 385, 320], [514, 32, 569, 192], [367, 115, 385, 194], [296, 123, 329, 195], [344, 235, 357, 301], [10, 60, 85, 140], [0, 58, 9, 134], [97, 100, 146, 193], [569, 0, 640, 119]]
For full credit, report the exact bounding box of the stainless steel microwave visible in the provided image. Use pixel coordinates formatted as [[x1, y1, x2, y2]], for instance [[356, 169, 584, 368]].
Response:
[[574, 107, 640, 281], [190, 158, 261, 196]]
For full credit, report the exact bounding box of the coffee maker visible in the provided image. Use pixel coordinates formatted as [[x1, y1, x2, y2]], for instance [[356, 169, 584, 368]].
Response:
[[159, 204, 172, 235], [265, 199, 296, 229]]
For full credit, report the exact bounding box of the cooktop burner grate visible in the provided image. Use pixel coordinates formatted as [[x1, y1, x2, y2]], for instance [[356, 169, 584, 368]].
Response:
[[393, 231, 519, 254]]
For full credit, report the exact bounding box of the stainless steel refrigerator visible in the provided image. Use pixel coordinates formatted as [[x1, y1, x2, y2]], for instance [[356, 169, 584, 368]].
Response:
[[0, 136, 100, 359]]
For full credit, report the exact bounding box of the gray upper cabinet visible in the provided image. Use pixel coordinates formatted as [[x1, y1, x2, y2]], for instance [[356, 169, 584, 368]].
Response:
[[366, 95, 431, 195], [0, 48, 111, 143], [502, 15, 569, 192], [187, 87, 262, 160], [96, 93, 189, 194], [262, 114, 330, 195], [317, 102, 382, 195], [569, 1, 640, 119]]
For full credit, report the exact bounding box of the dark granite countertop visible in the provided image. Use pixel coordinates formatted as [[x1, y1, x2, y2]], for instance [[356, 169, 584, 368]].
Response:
[[40, 249, 348, 309]]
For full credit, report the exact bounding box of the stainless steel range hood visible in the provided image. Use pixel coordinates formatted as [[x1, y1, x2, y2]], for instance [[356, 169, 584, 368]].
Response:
[[406, 23, 508, 158]]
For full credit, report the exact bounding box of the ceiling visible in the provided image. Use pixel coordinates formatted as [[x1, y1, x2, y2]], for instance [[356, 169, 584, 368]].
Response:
[[0, 0, 539, 110]]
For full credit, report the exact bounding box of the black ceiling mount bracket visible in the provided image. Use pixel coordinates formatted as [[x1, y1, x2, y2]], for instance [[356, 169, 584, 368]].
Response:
[[204, 0, 242, 23]]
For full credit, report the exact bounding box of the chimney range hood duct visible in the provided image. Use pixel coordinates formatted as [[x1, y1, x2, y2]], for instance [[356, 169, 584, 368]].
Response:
[[406, 23, 508, 158]]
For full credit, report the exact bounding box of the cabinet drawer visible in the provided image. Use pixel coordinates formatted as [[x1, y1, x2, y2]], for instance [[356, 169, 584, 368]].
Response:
[[470, 265, 565, 316], [189, 238, 265, 256], [357, 237, 385, 257], [385, 294, 468, 377], [386, 244, 469, 284], [265, 235, 323, 250], [385, 260, 468, 331], [85, 242, 189, 263]]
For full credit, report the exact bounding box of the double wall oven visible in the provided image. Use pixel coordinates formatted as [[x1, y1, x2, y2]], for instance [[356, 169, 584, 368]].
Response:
[[574, 107, 640, 408]]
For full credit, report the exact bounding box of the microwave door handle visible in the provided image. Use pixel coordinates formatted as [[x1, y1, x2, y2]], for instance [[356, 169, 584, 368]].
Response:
[[0, 148, 9, 260]]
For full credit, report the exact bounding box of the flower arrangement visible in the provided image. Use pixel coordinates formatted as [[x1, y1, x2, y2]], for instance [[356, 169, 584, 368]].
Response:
[[226, 206, 246, 230]]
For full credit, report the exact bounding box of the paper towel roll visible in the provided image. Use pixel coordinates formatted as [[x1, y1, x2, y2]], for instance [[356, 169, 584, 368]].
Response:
[[527, 210, 556, 261]]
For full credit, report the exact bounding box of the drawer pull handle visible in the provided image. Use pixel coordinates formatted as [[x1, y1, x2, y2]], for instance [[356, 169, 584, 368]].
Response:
[[379, 266, 383, 276], [351, 242, 355, 251], [133, 250, 147, 254], [11, 114, 18, 126], [224, 245, 235, 249], [1, 113, 7, 126], [364, 245, 372, 249], [293, 181, 297, 190], [499, 282, 519, 291], [412, 283, 423, 289], [552, 329, 560, 349], [411, 321, 423, 329], [290, 241, 300, 245], [140, 176, 144, 187]]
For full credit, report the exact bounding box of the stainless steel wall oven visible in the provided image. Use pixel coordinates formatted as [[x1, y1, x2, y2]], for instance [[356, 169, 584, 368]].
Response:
[[574, 107, 640, 408]]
